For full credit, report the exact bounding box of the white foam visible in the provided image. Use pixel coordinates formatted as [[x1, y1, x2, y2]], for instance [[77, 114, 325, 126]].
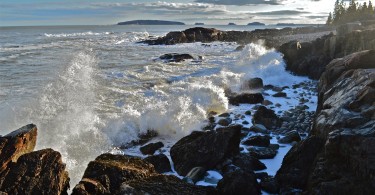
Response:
[[44, 31, 112, 38]]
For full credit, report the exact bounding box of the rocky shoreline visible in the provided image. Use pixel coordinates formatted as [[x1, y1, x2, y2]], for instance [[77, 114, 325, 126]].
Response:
[[0, 26, 374, 194]]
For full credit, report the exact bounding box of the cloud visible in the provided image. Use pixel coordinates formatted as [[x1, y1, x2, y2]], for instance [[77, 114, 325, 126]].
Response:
[[194, 0, 285, 5], [255, 10, 310, 15]]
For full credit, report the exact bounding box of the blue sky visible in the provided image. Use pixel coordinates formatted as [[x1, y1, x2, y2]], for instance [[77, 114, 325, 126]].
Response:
[[0, 0, 368, 26]]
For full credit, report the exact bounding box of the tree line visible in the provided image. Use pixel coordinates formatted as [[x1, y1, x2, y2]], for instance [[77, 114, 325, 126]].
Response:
[[326, 0, 375, 25]]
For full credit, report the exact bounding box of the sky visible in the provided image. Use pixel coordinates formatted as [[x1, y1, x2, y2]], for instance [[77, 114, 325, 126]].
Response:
[[0, 0, 369, 26]]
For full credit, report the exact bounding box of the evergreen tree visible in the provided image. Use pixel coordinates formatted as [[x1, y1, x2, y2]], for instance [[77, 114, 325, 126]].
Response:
[[368, 0, 374, 13], [326, 12, 333, 25]]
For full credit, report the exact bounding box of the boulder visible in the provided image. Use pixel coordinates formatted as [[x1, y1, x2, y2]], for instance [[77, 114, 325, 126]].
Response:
[[278, 130, 301, 144], [140, 142, 164, 155], [73, 153, 215, 195], [170, 125, 241, 176], [272, 92, 287, 97], [252, 106, 282, 129], [242, 135, 270, 147], [0, 149, 69, 195], [232, 153, 266, 171], [121, 175, 216, 194], [260, 176, 280, 194], [144, 154, 171, 173], [248, 147, 277, 159], [217, 170, 260, 195], [217, 118, 232, 126], [0, 124, 37, 173], [159, 53, 194, 63], [184, 167, 206, 184], [248, 78, 264, 89], [228, 93, 264, 106], [249, 124, 268, 134]]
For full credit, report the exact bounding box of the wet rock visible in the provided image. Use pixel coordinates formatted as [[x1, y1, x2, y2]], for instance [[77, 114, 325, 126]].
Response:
[[244, 110, 252, 115], [140, 142, 164, 155], [248, 78, 264, 89], [228, 93, 264, 106], [218, 113, 230, 117], [262, 100, 273, 106], [159, 53, 194, 62], [272, 92, 287, 97], [144, 154, 171, 173], [261, 176, 280, 194], [249, 124, 268, 134], [122, 175, 216, 194], [232, 153, 266, 171], [242, 120, 249, 125], [170, 125, 241, 176], [252, 106, 282, 129], [235, 45, 245, 51], [183, 167, 206, 184], [217, 170, 260, 195], [217, 118, 232, 126], [242, 136, 270, 147], [248, 147, 277, 159], [0, 124, 37, 173], [278, 130, 301, 144], [0, 149, 70, 195], [269, 144, 280, 150]]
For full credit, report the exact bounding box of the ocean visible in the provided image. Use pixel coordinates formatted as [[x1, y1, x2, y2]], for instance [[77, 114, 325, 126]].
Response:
[[0, 25, 315, 186]]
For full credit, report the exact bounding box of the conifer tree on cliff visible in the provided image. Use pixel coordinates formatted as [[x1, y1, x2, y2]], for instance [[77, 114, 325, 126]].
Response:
[[326, 12, 333, 25]]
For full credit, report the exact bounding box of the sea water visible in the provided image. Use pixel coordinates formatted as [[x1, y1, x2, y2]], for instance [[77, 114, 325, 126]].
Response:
[[0, 25, 313, 186]]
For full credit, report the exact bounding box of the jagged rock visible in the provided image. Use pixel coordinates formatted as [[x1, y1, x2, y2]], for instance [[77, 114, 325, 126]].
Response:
[[248, 78, 264, 89], [252, 106, 282, 129], [242, 135, 270, 147], [170, 125, 241, 176], [0, 148, 69, 195], [159, 53, 194, 62], [217, 170, 260, 195], [278, 130, 301, 144], [184, 167, 206, 184], [72, 154, 156, 195], [228, 93, 264, 106], [261, 176, 280, 194], [144, 154, 171, 173], [73, 153, 214, 195], [248, 147, 277, 159], [0, 124, 37, 173], [140, 142, 164, 155], [121, 175, 216, 195], [232, 153, 266, 171], [235, 45, 245, 51], [276, 50, 375, 194]]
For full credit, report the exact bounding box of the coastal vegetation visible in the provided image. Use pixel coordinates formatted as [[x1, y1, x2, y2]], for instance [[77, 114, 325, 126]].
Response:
[[326, 0, 375, 25]]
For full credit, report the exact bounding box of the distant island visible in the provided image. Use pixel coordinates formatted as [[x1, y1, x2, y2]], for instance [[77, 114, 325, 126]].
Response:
[[117, 20, 185, 25], [195, 23, 205, 25], [248, 22, 266, 26], [276, 23, 298, 26], [228, 23, 236, 25]]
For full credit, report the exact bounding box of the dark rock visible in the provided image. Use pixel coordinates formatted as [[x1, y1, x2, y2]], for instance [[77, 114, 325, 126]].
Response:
[[262, 100, 273, 106], [235, 45, 245, 51], [242, 136, 270, 147], [217, 118, 232, 126], [140, 142, 164, 155], [248, 147, 277, 159], [122, 174, 216, 194], [73, 153, 215, 194], [0, 149, 69, 195], [184, 167, 206, 184], [170, 125, 241, 176], [252, 106, 282, 129], [242, 120, 249, 125], [217, 170, 260, 195], [278, 130, 301, 144], [269, 144, 280, 150], [0, 124, 37, 173], [276, 136, 325, 190], [272, 92, 287, 97], [249, 124, 268, 134], [248, 78, 264, 89], [218, 113, 230, 117], [244, 110, 252, 115], [232, 153, 266, 171], [159, 53, 194, 62], [261, 176, 280, 194], [229, 93, 264, 106], [144, 154, 171, 173], [255, 172, 269, 180]]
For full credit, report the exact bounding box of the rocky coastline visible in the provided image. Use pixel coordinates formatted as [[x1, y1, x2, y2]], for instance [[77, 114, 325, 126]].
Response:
[[1, 25, 374, 194]]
